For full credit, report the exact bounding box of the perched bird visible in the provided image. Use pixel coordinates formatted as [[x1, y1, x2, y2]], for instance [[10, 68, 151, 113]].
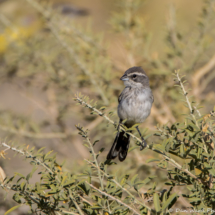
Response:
[[107, 67, 153, 161]]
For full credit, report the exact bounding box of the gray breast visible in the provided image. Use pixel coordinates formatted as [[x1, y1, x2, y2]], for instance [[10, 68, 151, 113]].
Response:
[[117, 87, 153, 126]]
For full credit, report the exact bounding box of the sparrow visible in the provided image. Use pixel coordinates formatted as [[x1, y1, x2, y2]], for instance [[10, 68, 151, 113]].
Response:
[[107, 66, 153, 161]]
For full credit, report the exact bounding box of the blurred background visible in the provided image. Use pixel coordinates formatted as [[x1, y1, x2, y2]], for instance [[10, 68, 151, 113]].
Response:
[[0, 0, 215, 214]]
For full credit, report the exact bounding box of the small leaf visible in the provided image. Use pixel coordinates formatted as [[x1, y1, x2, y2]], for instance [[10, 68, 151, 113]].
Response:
[[128, 146, 139, 152], [44, 150, 53, 159], [189, 197, 201, 202], [20, 182, 26, 191], [209, 169, 215, 177], [4, 205, 23, 215], [37, 147, 46, 154], [14, 173, 25, 179], [194, 168, 202, 175], [131, 174, 138, 184], [61, 175, 68, 186], [146, 158, 160, 163], [153, 193, 161, 212], [162, 193, 178, 211], [180, 144, 184, 157]]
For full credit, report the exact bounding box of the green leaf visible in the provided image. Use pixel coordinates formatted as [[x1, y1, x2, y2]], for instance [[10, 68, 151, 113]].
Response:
[[153, 193, 161, 212], [4, 205, 23, 215], [36, 182, 41, 192], [44, 150, 53, 159], [204, 162, 211, 169], [37, 147, 46, 154], [63, 179, 76, 187], [128, 146, 139, 152], [99, 106, 106, 111], [154, 144, 166, 152], [14, 173, 25, 179], [146, 158, 160, 163], [131, 174, 138, 184], [162, 193, 178, 211], [12, 193, 22, 204], [61, 175, 68, 186], [20, 182, 26, 191], [209, 169, 215, 177], [144, 132, 153, 140], [189, 197, 201, 202], [180, 144, 184, 157]]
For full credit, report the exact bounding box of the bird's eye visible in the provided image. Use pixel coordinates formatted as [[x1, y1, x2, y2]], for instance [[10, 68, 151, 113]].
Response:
[[132, 74, 137, 78]]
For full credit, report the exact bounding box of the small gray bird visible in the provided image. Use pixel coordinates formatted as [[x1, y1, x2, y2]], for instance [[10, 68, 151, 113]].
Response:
[[107, 67, 153, 161]]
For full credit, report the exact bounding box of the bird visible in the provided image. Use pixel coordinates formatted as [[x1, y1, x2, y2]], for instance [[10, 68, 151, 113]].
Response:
[[107, 66, 153, 161]]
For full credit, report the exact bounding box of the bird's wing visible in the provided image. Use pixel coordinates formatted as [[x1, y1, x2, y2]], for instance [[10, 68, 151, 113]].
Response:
[[151, 94, 154, 103], [118, 87, 130, 103]]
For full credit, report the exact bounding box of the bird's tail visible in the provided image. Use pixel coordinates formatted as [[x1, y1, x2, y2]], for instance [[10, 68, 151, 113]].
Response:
[[106, 131, 131, 162]]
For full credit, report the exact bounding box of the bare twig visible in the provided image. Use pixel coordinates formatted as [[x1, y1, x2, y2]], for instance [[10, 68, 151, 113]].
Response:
[[0, 142, 85, 214], [81, 130, 104, 190], [74, 94, 203, 184], [69, 190, 84, 215], [1, 142, 53, 174], [85, 181, 141, 215], [175, 71, 208, 153], [0, 183, 79, 215], [85, 159, 152, 211], [25, 0, 109, 105]]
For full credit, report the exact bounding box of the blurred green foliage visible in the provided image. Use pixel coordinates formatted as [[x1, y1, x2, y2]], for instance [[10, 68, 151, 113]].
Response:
[[0, 0, 215, 214]]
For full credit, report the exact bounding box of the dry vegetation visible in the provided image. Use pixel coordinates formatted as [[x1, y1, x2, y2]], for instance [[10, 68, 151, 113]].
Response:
[[0, 0, 215, 214]]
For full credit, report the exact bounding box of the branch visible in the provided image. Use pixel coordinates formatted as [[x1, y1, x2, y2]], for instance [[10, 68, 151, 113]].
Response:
[[0, 183, 79, 215], [0, 142, 85, 215], [85, 159, 152, 211], [69, 190, 84, 215], [1, 142, 53, 174], [77, 127, 104, 190], [74, 94, 202, 184], [175, 71, 208, 153], [85, 181, 141, 215], [25, 0, 109, 105]]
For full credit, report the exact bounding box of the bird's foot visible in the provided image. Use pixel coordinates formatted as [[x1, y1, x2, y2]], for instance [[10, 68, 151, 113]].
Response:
[[140, 138, 147, 151]]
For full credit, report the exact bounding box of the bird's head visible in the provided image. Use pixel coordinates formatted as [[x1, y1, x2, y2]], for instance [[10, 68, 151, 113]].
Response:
[[120, 67, 149, 88]]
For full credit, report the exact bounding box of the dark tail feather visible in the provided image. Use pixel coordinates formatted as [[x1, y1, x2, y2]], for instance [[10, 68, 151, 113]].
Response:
[[107, 131, 131, 162], [118, 131, 131, 161]]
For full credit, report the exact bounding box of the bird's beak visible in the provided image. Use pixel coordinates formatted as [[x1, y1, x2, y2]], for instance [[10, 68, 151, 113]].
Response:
[[120, 75, 129, 81]]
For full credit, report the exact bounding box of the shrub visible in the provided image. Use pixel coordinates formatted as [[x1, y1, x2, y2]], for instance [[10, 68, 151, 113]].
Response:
[[0, 0, 215, 214]]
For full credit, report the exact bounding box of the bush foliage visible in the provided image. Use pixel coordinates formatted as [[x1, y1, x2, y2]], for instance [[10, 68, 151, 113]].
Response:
[[0, 0, 215, 214]]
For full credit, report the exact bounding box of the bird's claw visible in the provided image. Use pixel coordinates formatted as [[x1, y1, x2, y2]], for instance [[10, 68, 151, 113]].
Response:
[[140, 139, 147, 151]]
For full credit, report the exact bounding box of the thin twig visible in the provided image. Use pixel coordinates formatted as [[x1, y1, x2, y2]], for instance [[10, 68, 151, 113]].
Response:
[[0, 142, 84, 215], [1, 142, 53, 174], [69, 190, 84, 215], [175, 71, 208, 153], [84, 132, 104, 190], [85, 159, 152, 211], [85, 181, 141, 215], [0, 183, 79, 215], [25, 0, 109, 105], [74, 94, 202, 184]]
